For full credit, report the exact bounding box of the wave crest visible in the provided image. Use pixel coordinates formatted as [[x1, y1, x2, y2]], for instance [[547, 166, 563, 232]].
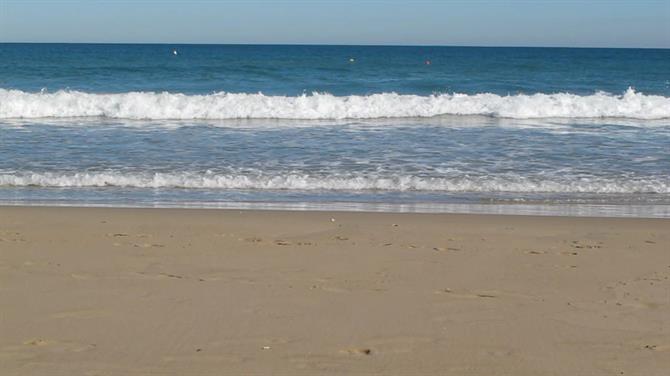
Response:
[[1, 171, 667, 194], [1, 88, 668, 120]]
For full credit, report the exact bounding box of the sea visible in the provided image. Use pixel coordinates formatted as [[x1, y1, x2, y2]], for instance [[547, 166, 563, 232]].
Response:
[[1, 44, 669, 217]]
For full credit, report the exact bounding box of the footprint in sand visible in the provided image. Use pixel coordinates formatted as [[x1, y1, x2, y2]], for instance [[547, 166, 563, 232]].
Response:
[[437, 288, 498, 299], [0, 231, 26, 242], [133, 243, 165, 248], [643, 344, 670, 352], [340, 347, 373, 355], [159, 272, 185, 279], [24, 339, 49, 346], [130, 271, 187, 280], [561, 250, 580, 256], [437, 288, 541, 302], [570, 240, 603, 249], [433, 246, 460, 252], [106, 233, 129, 237]]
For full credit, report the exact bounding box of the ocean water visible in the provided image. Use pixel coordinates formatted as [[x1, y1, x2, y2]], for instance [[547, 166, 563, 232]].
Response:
[[1, 44, 669, 217]]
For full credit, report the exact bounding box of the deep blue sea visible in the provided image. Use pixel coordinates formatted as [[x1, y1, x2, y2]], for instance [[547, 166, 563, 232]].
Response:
[[1, 44, 669, 216]]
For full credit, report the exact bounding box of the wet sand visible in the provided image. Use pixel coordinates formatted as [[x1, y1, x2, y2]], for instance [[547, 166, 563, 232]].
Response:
[[1, 206, 669, 375]]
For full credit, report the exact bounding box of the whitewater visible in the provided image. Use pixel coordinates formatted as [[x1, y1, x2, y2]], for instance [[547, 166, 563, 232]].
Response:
[[2, 171, 668, 194], [1, 88, 669, 120]]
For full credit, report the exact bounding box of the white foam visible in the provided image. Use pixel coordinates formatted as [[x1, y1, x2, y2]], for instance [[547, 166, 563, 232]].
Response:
[[1, 88, 668, 120], [1, 171, 667, 194]]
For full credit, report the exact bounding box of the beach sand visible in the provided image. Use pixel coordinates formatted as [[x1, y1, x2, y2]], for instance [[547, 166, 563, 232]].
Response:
[[1, 206, 668, 375]]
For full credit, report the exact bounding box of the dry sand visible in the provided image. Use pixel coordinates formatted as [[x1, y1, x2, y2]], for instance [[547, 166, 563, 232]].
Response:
[[0, 206, 669, 375]]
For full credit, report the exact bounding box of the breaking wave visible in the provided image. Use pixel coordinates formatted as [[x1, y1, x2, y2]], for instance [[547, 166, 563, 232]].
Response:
[[1, 88, 669, 120], [1, 171, 668, 194]]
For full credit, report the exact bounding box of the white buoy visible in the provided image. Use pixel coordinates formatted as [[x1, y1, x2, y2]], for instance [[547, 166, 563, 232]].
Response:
[[349, 58, 355, 63], [173, 49, 178, 55]]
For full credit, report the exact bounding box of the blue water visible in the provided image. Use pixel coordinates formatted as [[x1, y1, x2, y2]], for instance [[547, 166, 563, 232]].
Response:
[[2, 44, 669, 96], [1, 44, 669, 217]]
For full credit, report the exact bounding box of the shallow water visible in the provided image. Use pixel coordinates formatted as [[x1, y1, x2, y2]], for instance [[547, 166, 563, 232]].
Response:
[[1, 44, 669, 216]]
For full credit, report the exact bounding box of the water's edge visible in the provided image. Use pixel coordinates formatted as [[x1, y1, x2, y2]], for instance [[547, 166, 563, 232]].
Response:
[[1, 201, 668, 219]]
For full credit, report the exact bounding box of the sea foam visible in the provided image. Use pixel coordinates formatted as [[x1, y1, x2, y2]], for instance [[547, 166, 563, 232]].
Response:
[[1, 88, 668, 120], [1, 171, 667, 194]]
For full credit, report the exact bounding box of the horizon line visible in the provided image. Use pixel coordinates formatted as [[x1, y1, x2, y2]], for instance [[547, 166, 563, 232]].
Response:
[[0, 41, 668, 50]]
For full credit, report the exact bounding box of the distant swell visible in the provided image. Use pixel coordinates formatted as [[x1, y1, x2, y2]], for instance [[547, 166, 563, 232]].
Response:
[[1, 88, 668, 120], [1, 172, 668, 194]]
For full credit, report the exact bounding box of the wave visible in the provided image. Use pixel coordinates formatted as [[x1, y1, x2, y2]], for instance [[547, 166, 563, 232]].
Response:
[[1, 171, 668, 194], [1, 88, 669, 120]]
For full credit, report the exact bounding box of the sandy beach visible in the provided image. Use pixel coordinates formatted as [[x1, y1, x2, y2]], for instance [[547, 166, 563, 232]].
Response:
[[0, 206, 668, 375]]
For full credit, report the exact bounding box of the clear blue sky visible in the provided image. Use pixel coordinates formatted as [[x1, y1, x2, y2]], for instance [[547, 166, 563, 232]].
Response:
[[1, 0, 668, 48]]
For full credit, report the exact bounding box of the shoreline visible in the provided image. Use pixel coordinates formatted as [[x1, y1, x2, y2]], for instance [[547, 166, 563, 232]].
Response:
[[2, 201, 669, 219], [1, 206, 669, 375], [3, 204, 669, 222]]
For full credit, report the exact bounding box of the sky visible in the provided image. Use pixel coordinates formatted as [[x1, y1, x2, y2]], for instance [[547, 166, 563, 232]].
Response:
[[0, 0, 668, 48]]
